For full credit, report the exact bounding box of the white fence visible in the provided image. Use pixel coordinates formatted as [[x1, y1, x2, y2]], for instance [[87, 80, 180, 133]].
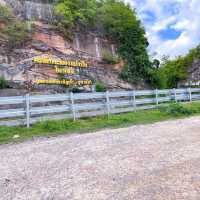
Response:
[[0, 88, 200, 127]]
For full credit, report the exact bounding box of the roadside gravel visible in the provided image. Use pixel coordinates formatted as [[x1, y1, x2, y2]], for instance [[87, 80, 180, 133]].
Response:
[[1, 116, 200, 199]]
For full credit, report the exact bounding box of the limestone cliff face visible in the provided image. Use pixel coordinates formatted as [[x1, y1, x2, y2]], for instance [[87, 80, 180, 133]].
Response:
[[0, 0, 144, 92], [2, 0, 54, 21]]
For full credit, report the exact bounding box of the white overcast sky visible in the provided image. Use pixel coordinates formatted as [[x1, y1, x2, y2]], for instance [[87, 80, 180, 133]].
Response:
[[124, 0, 200, 58]]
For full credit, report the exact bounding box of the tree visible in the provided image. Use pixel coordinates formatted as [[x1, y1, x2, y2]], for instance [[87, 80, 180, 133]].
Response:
[[152, 59, 160, 69], [153, 45, 200, 89], [97, 0, 151, 82], [55, 0, 97, 28]]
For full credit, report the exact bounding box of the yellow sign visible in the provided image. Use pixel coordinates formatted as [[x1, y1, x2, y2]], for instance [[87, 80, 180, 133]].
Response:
[[55, 66, 75, 75], [36, 79, 92, 86], [33, 57, 92, 86], [33, 57, 88, 68]]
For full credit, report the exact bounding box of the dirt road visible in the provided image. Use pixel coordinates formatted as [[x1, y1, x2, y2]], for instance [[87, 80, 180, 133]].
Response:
[[1, 116, 200, 200]]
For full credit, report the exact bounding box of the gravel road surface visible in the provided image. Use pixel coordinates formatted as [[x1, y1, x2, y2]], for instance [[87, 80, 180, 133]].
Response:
[[1, 116, 200, 200]]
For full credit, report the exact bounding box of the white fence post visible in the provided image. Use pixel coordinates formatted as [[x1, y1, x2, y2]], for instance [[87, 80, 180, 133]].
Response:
[[174, 88, 177, 102], [188, 88, 192, 102], [106, 91, 110, 116], [25, 94, 30, 128], [132, 90, 136, 111], [155, 89, 159, 105], [70, 92, 76, 121]]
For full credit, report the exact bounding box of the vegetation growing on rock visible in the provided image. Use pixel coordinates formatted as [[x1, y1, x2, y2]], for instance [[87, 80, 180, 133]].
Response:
[[55, 0, 152, 83], [0, 5, 29, 50], [101, 49, 119, 64], [54, 0, 97, 28], [95, 82, 106, 92], [0, 76, 8, 89]]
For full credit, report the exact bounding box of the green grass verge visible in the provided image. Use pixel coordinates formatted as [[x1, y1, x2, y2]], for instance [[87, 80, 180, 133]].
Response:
[[1, 102, 200, 145]]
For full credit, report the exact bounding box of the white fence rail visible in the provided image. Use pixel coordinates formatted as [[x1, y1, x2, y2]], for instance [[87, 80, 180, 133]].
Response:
[[0, 88, 199, 127]]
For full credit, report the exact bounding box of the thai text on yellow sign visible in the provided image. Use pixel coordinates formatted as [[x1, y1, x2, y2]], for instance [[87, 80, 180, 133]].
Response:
[[36, 79, 92, 86], [33, 57, 88, 68], [55, 66, 75, 75]]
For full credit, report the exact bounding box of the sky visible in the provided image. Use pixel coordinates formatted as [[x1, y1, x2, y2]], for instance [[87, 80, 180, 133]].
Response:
[[124, 0, 200, 59]]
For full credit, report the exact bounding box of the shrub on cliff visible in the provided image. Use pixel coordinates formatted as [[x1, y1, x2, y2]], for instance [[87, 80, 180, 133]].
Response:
[[54, 0, 97, 28], [95, 82, 106, 92], [3, 21, 29, 49], [101, 49, 119, 64], [0, 5, 11, 22], [0, 5, 29, 49], [0, 76, 8, 89]]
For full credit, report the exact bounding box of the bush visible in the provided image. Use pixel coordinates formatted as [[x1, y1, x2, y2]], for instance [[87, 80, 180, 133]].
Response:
[[71, 87, 81, 93], [95, 82, 106, 92], [160, 103, 192, 116], [0, 5, 12, 22], [36, 120, 64, 132], [0, 76, 8, 89], [102, 49, 119, 64], [147, 67, 168, 89], [2, 21, 29, 49], [183, 102, 200, 114], [0, 5, 29, 50]]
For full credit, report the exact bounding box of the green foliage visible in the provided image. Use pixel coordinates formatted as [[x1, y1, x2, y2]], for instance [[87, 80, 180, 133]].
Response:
[[182, 102, 200, 113], [101, 49, 119, 64], [0, 76, 8, 89], [162, 56, 188, 88], [97, 0, 137, 37], [3, 21, 29, 49], [55, 0, 151, 82], [95, 82, 106, 92], [71, 87, 82, 93], [150, 44, 200, 89], [152, 59, 160, 69], [55, 0, 97, 28], [97, 0, 151, 82], [159, 103, 192, 116], [0, 5, 11, 22], [147, 67, 168, 89]]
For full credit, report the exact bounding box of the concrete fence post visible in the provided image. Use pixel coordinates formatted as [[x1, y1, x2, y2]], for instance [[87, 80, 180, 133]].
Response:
[[132, 90, 136, 111], [25, 94, 30, 128], [188, 88, 192, 102], [106, 91, 110, 116], [70, 92, 76, 121], [173, 88, 177, 102], [155, 89, 159, 105]]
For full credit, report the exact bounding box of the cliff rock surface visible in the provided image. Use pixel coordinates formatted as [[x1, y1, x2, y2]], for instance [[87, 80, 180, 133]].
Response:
[[0, 0, 145, 93]]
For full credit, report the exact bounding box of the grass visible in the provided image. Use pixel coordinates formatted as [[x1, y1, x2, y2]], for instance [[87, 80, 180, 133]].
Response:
[[1, 102, 200, 145]]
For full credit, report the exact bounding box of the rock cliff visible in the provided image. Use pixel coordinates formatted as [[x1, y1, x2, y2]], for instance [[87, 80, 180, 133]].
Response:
[[0, 0, 145, 94]]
